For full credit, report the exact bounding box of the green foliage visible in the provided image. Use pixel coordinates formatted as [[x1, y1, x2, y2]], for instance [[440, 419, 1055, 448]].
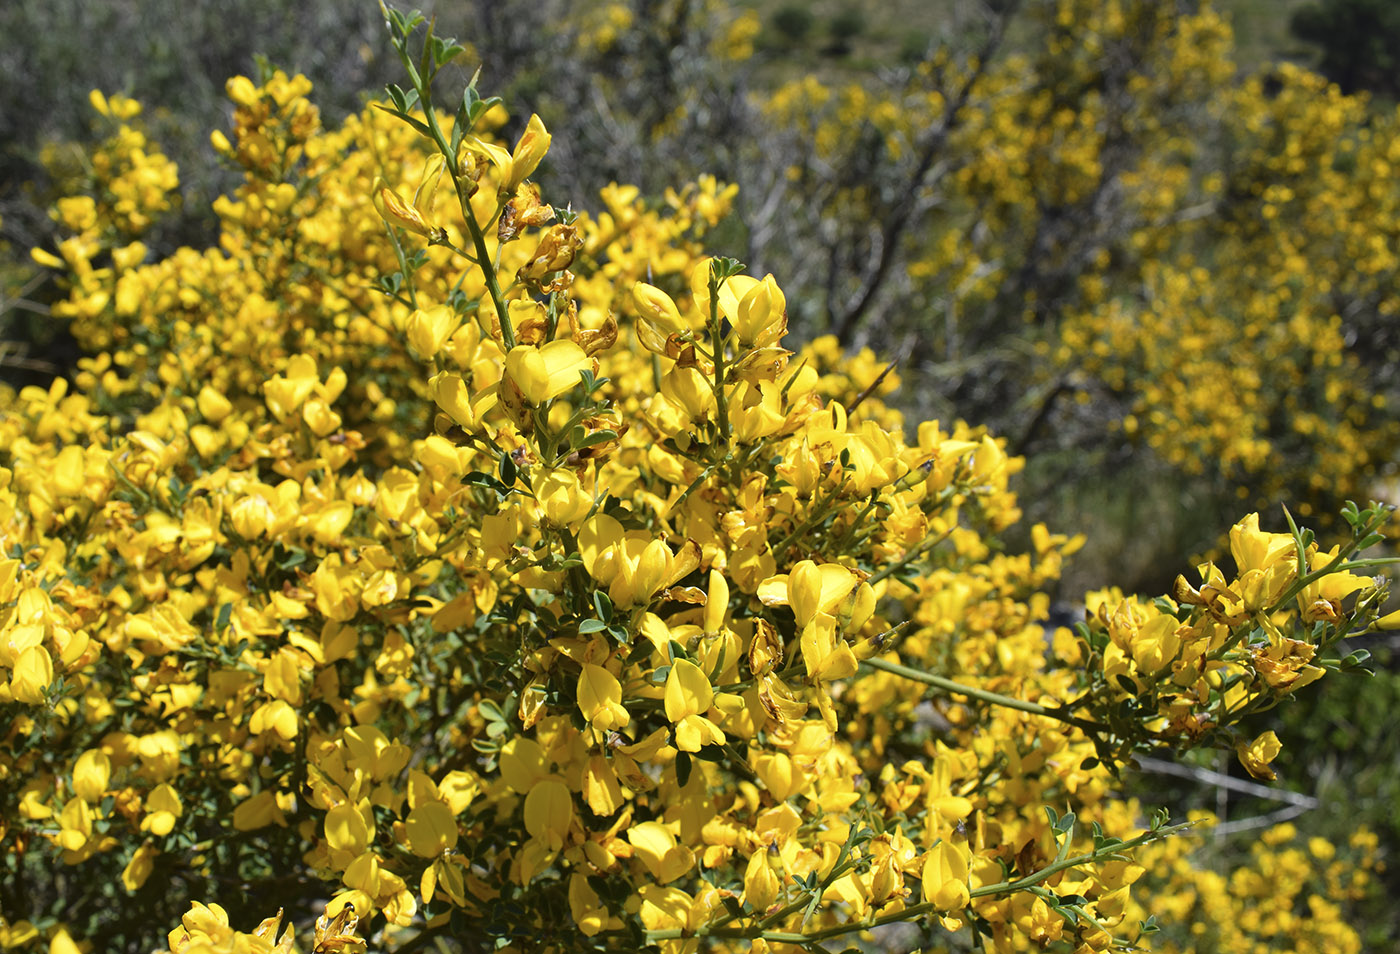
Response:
[[1290, 0, 1400, 98], [771, 5, 817, 43], [823, 9, 865, 57]]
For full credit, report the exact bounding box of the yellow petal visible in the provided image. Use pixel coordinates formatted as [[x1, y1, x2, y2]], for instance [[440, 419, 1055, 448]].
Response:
[[507, 114, 551, 192], [324, 803, 372, 855], [633, 283, 686, 335], [523, 779, 573, 848], [405, 800, 458, 858], [664, 660, 714, 723], [578, 664, 628, 731], [122, 842, 159, 893]]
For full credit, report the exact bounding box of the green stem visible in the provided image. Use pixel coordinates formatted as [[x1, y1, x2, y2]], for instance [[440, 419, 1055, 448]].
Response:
[[861, 657, 1106, 735], [383, 219, 419, 309], [1266, 510, 1396, 615], [1279, 556, 1400, 611], [456, 180, 514, 350], [399, 40, 513, 351], [708, 273, 731, 449]]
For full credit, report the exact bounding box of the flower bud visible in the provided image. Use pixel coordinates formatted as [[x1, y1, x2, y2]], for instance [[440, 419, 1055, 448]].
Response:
[[633, 282, 687, 335]]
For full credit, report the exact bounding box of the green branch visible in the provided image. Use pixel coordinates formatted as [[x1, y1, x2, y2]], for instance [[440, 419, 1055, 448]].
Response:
[[860, 657, 1107, 736]]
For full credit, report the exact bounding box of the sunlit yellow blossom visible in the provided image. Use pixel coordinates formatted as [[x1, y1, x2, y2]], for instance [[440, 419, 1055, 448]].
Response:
[[577, 663, 629, 731], [921, 839, 971, 911], [503, 340, 593, 405], [663, 660, 725, 752], [405, 800, 458, 858], [122, 842, 159, 893], [72, 750, 112, 803], [1236, 730, 1282, 781]]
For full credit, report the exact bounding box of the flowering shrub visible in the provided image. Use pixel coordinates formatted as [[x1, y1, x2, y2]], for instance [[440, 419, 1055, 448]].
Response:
[[736, 1, 1400, 578], [3, 7, 1398, 953], [1132, 819, 1381, 954]]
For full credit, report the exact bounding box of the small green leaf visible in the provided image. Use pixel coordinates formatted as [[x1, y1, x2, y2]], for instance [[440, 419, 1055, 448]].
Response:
[[593, 592, 613, 622], [694, 744, 726, 763], [575, 429, 619, 450]]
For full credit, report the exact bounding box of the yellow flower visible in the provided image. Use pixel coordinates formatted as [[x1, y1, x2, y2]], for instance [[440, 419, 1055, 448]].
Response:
[[429, 372, 498, 431], [312, 903, 365, 954], [405, 800, 458, 858], [633, 282, 689, 335], [578, 514, 702, 608], [141, 783, 183, 837], [703, 569, 729, 635], [762, 561, 859, 628], [536, 468, 592, 526], [628, 820, 696, 884], [498, 736, 550, 794], [72, 750, 112, 803], [122, 842, 159, 893], [921, 839, 971, 911], [577, 663, 629, 731], [741, 849, 780, 912], [325, 803, 373, 857], [263, 354, 321, 421], [503, 340, 593, 405], [57, 796, 93, 853], [376, 185, 442, 240], [523, 778, 573, 850], [232, 790, 287, 831], [1229, 513, 1295, 574], [663, 660, 726, 752], [406, 304, 461, 360], [799, 614, 858, 683], [473, 113, 552, 196], [196, 386, 233, 423], [569, 872, 623, 936], [733, 274, 787, 348], [249, 700, 299, 740], [1236, 730, 1282, 781], [1375, 608, 1400, 629], [10, 645, 54, 704], [509, 115, 552, 191], [659, 367, 715, 422]]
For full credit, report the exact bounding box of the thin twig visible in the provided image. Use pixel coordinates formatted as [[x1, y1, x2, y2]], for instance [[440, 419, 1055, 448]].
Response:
[[844, 357, 899, 416]]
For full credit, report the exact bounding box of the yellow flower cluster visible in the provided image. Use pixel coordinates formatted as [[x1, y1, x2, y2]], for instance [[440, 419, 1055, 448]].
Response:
[[3, 10, 1393, 953], [1054, 511, 1383, 772], [1131, 819, 1380, 954], [757, 1, 1397, 534]]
